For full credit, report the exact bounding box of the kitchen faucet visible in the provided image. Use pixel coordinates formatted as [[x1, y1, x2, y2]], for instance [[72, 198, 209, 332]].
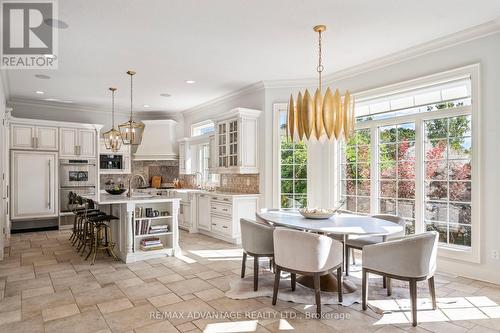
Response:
[[193, 172, 203, 188], [127, 174, 147, 197]]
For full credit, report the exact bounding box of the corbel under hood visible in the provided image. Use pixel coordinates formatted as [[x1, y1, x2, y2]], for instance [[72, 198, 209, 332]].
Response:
[[134, 119, 178, 161]]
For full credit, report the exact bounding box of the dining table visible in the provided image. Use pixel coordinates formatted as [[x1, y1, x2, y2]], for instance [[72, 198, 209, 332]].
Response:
[[256, 209, 404, 294]]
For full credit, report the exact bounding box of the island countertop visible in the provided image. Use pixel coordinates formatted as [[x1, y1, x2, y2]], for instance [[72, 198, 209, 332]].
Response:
[[92, 194, 181, 205]]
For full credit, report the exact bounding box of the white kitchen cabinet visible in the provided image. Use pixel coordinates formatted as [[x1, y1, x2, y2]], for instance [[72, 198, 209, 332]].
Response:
[[10, 151, 58, 220], [179, 202, 191, 229], [214, 108, 261, 174], [197, 193, 211, 231], [59, 127, 96, 158], [78, 129, 96, 157], [11, 124, 58, 150], [205, 194, 259, 244]]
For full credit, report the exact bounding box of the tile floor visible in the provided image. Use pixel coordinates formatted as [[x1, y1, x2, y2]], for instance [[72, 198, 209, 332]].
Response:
[[1, 229, 500, 333]]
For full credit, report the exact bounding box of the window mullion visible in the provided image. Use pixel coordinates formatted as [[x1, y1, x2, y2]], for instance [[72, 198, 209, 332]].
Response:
[[414, 118, 424, 234]]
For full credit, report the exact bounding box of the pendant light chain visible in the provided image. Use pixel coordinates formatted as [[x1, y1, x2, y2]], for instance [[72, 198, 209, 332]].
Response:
[[317, 29, 323, 92], [112, 88, 115, 127], [129, 72, 133, 121]]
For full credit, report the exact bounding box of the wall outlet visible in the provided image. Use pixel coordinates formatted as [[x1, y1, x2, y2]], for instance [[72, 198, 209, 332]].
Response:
[[492, 250, 500, 260]]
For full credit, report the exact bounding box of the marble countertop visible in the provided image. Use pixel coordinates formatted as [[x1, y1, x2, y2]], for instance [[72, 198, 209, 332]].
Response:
[[92, 193, 181, 205], [168, 189, 260, 197]]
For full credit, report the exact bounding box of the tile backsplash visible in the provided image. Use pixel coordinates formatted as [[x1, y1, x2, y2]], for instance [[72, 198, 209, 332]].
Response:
[[100, 160, 179, 189], [180, 173, 259, 194]]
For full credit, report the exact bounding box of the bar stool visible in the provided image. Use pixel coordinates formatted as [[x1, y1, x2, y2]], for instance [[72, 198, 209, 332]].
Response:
[[74, 197, 105, 252], [83, 199, 119, 265]]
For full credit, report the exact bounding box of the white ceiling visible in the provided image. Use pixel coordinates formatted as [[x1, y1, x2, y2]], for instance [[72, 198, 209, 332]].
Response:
[[4, 0, 500, 113]]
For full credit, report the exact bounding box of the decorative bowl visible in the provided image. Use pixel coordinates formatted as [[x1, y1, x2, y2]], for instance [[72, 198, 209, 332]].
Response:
[[299, 208, 336, 219], [105, 188, 127, 195]]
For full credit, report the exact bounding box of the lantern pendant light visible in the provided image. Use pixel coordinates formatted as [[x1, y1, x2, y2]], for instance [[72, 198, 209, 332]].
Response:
[[102, 87, 122, 152], [119, 70, 145, 145], [287, 25, 355, 143]]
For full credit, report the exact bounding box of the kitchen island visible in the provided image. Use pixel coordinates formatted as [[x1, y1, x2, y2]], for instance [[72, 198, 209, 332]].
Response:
[[93, 194, 181, 263]]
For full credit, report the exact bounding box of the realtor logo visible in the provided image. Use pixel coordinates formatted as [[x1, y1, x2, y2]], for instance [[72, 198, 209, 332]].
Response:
[[1, 0, 58, 69]]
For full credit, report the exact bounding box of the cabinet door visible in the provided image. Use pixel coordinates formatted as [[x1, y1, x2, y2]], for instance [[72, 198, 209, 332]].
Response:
[[59, 128, 78, 157], [10, 151, 57, 219], [228, 119, 238, 167], [78, 129, 96, 157], [197, 194, 211, 230], [216, 122, 228, 167], [36, 126, 58, 150], [11, 124, 35, 149]]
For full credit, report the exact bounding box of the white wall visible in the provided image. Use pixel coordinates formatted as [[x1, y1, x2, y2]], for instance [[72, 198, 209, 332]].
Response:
[[265, 32, 500, 284]]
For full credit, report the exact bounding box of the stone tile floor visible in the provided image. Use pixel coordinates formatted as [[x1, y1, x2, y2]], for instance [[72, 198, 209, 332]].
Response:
[[0, 229, 500, 332]]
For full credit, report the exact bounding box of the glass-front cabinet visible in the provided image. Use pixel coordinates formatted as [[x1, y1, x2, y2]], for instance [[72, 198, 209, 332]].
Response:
[[213, 108, 261, 174]]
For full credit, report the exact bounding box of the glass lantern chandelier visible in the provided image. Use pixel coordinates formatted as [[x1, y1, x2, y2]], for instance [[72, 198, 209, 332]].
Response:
[[287, 25, 355, 142], [119, 70, 144, 145], [102, 87, 122, 152]]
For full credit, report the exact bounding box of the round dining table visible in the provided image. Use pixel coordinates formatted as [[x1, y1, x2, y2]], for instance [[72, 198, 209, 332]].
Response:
[[256, 209, 404, 294]]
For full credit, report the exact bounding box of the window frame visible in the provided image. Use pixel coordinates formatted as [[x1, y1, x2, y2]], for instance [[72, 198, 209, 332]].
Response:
[[191, 120, 215, 137], [341, 64, 481, 263], [272, 103, 309, 209]]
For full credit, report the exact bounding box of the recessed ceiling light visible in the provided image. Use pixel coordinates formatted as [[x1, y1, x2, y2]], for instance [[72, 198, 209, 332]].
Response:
[[143, 104, 150, 108], [60, 100, 73, 103], [185, 80, 196, 84], [160, 93, 171, 97], [44, 98, 59, 101], [44, 18, 69, 29], [35, 90, 44, 95], [34, 74, 51, 79]]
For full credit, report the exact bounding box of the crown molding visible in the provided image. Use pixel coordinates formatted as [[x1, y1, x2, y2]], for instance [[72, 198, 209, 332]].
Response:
[[7, 97, 178, 118], [182, 81, 265, 116]]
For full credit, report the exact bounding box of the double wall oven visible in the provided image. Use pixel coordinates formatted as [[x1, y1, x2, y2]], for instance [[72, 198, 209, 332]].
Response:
[[59, 159, 97, 212]]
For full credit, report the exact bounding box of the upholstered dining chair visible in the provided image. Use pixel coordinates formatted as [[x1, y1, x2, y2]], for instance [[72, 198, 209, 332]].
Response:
[[272, 227, 343, 316], [362, 231, 439, 326], [240, 218, 275, 291], [345, 214, 406, 278]]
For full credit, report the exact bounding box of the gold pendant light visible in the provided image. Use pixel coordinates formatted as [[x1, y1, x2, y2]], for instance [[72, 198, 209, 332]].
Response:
[[287, 25, 355, 142], [102, 87, 122, 152], [119, 70, 145, 145]]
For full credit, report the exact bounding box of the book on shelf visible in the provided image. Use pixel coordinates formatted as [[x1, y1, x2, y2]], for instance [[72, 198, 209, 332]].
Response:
[[139, 244, 164, 251], [139, 237, 163, 251]]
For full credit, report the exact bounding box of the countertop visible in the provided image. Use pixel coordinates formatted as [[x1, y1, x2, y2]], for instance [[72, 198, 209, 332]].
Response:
[[168, 189, 260, 198], [92, 193, 181, 205]]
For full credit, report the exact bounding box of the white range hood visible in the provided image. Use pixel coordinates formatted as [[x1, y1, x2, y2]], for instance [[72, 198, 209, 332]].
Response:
[[134, 119, 178, 161]]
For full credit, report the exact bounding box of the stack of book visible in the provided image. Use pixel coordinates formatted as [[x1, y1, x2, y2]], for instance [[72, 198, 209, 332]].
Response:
[[149, 225, 168, 234], [139, 237, 163, 251]]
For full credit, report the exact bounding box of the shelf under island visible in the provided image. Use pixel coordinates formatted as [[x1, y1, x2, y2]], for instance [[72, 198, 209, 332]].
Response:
[[91, 194, 181, 263]]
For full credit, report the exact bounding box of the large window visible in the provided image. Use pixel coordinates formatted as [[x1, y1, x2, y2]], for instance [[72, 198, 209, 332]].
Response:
[[339, 70, 476, 253], [378, 123, 416, 234], [424, 115, 472, 247], [340, 129, 371, 213], [278, 108, 307, 208]]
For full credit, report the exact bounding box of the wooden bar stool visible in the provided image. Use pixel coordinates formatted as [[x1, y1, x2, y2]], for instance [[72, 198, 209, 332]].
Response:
[[85, 213, 119, 265]]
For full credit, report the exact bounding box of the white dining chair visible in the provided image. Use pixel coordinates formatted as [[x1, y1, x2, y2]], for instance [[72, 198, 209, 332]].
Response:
[[272, 227, 343, 316], [345, 214, 406, 280], [362, 231, 439, 327], [240, 218, 275, 291]]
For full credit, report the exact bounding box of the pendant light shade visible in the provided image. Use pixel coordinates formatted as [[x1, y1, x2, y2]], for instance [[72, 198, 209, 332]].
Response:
[[119, 70, 145, 145], [103, 87, 122, 152], [287, 25, 355, 143]]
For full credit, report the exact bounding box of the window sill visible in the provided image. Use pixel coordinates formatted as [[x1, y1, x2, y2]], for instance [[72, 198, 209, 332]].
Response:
[[438, 244, 480, 264]]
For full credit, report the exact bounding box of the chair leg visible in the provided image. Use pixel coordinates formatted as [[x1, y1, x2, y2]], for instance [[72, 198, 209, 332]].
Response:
[[313, 273, 321, 317], [337, 267, 343, 303], [91, 225, 99, 265], [387, 277, 392, 296], [409, 278, 418, 327], [428, 276, 437, 310], [241, 252, 247, 278], [253, 256, 259, 291], [362, 268, 368, 310], [272, 267, 281, 305], [345, 245, 350, 276], [291, 273, 296, 291]]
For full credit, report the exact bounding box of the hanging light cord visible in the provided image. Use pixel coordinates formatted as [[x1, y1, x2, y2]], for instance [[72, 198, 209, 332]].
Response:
[[129, 73, 133, 121], [317, 30, 323, 92], [111, 89, 115, 127]]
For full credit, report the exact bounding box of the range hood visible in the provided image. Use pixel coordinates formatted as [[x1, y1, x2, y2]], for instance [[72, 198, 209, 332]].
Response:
[[134, 119, 178, 160]]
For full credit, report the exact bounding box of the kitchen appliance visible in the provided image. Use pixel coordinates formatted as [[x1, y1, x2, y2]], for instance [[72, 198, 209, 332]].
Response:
[[99, 154, 123, 170], [60, 159, 96, 187]]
